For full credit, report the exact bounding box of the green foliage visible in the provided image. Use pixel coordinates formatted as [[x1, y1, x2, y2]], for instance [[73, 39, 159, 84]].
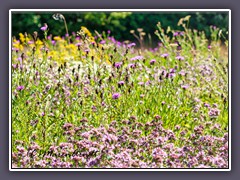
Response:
[[12, 12, 228, 45]]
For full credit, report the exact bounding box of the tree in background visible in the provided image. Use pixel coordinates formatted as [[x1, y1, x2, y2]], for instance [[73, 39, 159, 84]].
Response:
[[12, 11, 228, 47]]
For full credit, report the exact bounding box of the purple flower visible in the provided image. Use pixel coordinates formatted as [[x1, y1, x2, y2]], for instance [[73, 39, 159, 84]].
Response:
[[12, 47, 19, 52], [63, 123, 73, 130], [16, 86, 24, 91], [208, 108, 220, 117], [107, 30, 111, 34], [112, 93, 120, 99], [114, 62, 122, 68], [179, 31, 185, 36], [176, 55, 184, 61], [51, 40, 56, 45], [118, 81, 125, 85], [181, 84, 189, 90], [100, 40, 106, 44], [127, 43, 136, 48], [128, 63, 135, 68], [12, 64, 17, 69], [204, 103, 211, 108], [150, 59, 156, 65], [75, 42, 82, 47], [28, 41, 34, 44], [178, 70, 186, 76], [131, 55, 144, 61], [138, 82, 144, 86], [40, 24, 48, 31], [173, 32, 179, 36], [47, 35, 52, 40], [173, 31, 184, 36], [155, 115, 161, 120], [75, 42, 82, 46], [161, 53, 169, 58], [208, 45, 212, 49], [169, 68, 176, 73]]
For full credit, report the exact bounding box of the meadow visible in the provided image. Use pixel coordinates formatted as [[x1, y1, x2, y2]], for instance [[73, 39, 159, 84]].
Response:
[[11, 14, 229, 168]]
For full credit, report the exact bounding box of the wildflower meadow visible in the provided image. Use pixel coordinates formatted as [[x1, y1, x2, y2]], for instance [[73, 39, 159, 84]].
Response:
[[11, 12, 229, 169]]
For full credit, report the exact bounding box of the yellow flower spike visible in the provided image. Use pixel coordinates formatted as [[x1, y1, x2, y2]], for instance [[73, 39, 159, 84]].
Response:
[[105, 55, 112, 65], [19, 33, 25, 43], [81, 26, 92, 38], [19, 45, 24, 51]]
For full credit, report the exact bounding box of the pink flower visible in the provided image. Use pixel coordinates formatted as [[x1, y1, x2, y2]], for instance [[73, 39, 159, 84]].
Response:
[[40, 24, 48, 31], [16, 85, 24, 91], [112, 93, 120, 99]]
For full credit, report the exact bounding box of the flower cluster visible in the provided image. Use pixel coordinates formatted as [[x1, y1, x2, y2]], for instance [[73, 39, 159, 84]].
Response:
[[12, 120, 228, 168]]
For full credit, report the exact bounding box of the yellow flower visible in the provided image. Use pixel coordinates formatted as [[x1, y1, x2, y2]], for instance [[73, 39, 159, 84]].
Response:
[[105, 55, 112, 65], [81, 26, 92, 38], [12, 40, 23, 51], [19, 33, 25, 43], [66, 44, 77, 52], [53, 36, 62, 41], [25, 37, 30, 43], [36, 39, 43, 46]]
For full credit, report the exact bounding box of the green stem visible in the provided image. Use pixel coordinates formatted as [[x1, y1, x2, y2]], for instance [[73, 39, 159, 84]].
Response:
[[63, 17, 69, 44]]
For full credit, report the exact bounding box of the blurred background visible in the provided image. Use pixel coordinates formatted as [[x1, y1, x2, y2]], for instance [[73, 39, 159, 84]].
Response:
[[12, 11, 229, 46]]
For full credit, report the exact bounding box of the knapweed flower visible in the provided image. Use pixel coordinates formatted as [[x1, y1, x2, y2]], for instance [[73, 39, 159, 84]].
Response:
[[150, 59, 156, 65], [127, 43, 136, 48], [112, 93, 121, 99], [118, 81, 125, 85], [16, 85, 24, 91], [169, 68, 176, 73], [128, 63, 135, 68], [100, 40, 106, 44], [179, 70, 186, 76], [181, 84, 189, 90], [176, 55, 184, 61], [63, 123, 73, 130], [173, 31, 184, 36], [208, 108, 221, 117], [12, 64, 17, 69], [40, 23, 48, 31], [130, 55, 144, 61], [161, 53, 169, 58], [114, 62, 122, 68]]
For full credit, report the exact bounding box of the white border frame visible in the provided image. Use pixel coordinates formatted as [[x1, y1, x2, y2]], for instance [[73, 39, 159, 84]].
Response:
[[9, 9, 231, 171]]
